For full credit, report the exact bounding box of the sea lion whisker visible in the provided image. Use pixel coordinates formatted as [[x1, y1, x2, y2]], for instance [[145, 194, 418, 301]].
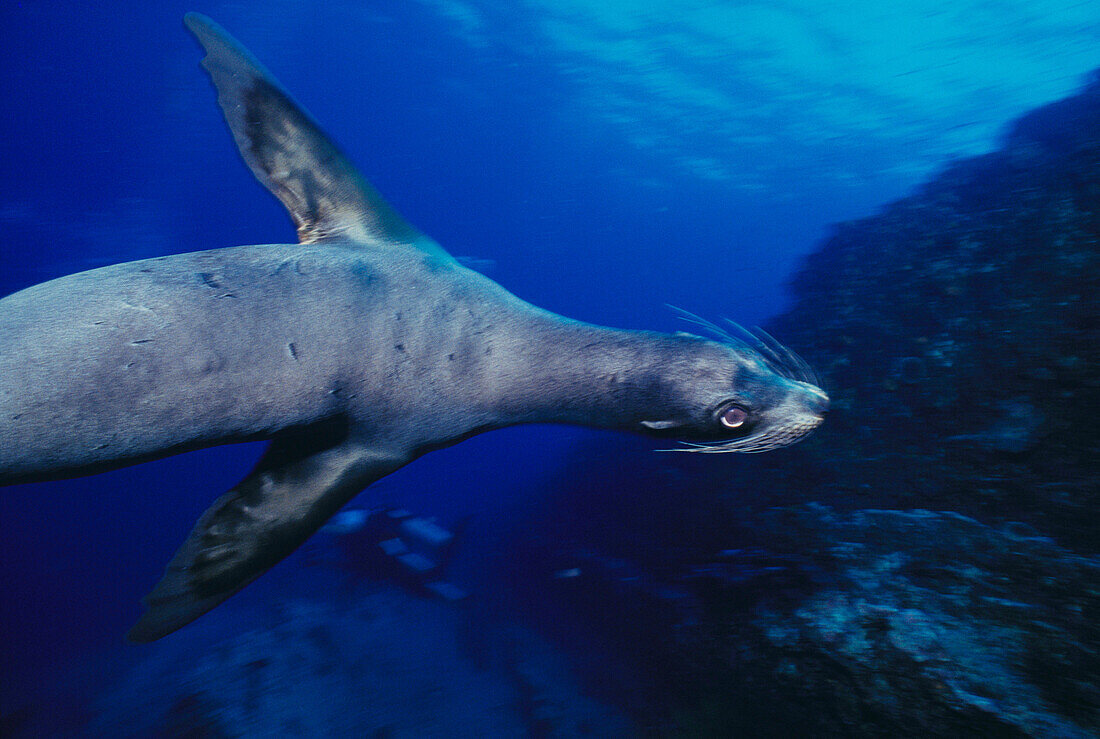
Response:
[[720, 320, 799, 383], [716, 320, 818, 387], [666, 309, 799, 388], [667, 308, 788, 379], [666, 305, 739, 345], [722, 319, 788, 373], [751, 326, 820, 386]]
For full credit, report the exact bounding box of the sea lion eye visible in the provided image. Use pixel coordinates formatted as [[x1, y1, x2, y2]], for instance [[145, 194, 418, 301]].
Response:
[[719, 405, 748, 429]]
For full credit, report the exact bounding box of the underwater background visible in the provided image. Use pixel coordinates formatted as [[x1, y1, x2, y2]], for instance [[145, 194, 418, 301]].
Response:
[[1, 0, 1097, 735]]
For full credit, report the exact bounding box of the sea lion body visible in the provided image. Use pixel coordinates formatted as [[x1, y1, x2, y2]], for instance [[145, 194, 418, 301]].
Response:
[[0, 14, 828, 641], [1, 242, 771, 482], [1, 243, 502, 481]]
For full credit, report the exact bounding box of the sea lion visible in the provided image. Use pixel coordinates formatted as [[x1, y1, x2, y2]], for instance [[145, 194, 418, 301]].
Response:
[[0, 14, 828, 641]]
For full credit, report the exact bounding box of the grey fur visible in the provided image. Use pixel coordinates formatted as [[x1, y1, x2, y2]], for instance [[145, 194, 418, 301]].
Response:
[[0, 14, 828, 641]]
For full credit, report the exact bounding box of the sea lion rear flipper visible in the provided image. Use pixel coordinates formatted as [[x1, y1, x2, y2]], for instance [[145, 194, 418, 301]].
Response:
[[127, 433, 404, 642], [183, 13, 445, 254]]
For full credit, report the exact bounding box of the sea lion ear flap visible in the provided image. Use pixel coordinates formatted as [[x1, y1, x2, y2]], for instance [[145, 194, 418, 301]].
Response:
[[184, 13, 445, 254]]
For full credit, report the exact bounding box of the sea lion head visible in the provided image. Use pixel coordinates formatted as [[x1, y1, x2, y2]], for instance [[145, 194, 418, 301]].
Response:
[[639, 321, 828, 453]]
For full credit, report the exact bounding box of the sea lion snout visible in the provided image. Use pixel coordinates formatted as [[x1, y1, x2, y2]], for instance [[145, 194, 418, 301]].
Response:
[[643, 335, 829, 454], [794, 379, 830, 420]]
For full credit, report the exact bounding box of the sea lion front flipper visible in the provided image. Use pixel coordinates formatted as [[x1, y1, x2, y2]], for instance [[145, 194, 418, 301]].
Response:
[[183, 13, 444, 254], [127, 431, 405, 642]]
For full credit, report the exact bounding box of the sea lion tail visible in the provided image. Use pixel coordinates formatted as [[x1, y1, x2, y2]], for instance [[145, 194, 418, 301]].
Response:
[[183, 13, 445, 256]]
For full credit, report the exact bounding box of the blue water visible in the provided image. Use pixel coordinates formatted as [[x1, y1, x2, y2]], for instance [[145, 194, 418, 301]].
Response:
[[2, 1, 1097, 734]]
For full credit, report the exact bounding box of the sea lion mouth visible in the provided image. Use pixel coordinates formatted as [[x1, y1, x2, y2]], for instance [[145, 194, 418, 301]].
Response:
[[671, 417, 824, 454]]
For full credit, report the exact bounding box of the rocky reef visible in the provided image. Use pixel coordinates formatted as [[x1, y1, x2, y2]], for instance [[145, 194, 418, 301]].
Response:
[[729, 506, 1098, 737], [505, 70, 1100, 736], [86, 588, 627, 737], [767, 70, 1100, 546], [514, 501, 1098, 736]]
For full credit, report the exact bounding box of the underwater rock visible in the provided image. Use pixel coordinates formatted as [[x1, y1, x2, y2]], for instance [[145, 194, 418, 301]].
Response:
[[527, 504, 1099, 736], [945, 397, 1047, 453], [741, 505, 1100, 737], [86, 589, 629, 737], [766, 69, 1100, 546], [891, 356, 928, 386], [317, 507, 469, 601]]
